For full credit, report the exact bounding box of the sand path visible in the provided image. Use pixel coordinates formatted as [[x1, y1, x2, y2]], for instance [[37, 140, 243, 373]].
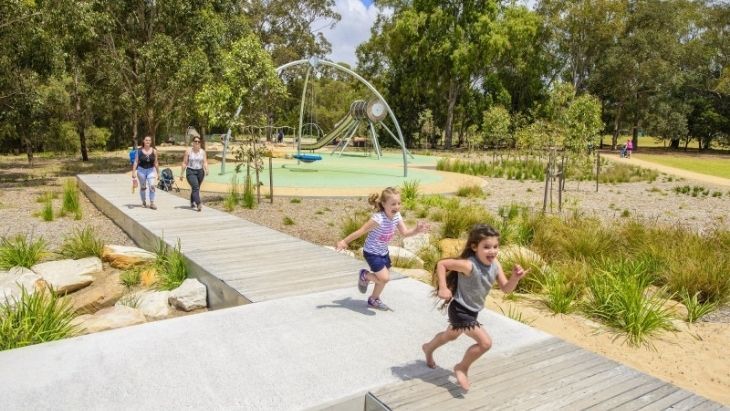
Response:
[[602, 151, 730, 187]]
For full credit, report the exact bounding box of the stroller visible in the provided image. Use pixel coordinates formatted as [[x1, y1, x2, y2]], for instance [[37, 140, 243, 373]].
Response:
[[157, 168, 180, 192]]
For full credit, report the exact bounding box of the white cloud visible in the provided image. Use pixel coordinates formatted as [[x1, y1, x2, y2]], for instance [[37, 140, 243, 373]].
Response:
[[318, 0, 379, 67]]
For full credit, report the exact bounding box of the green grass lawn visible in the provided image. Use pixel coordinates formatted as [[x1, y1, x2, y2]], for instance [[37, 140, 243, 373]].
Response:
[[635, 153, 730, 179]]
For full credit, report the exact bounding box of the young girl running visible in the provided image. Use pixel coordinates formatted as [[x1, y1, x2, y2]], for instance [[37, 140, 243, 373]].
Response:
[[336, 187, 429, 310], [422, 224, 527, 391]]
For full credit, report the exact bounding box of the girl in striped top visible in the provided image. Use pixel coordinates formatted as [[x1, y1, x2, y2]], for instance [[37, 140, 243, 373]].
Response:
[[336, 187, 429, 310]]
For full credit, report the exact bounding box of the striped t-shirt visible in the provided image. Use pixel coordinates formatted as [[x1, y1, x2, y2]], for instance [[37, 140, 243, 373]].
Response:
[[363, 211, 402, 256]]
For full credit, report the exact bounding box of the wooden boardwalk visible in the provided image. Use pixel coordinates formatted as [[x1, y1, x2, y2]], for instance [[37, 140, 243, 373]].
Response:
[[78, 174, 364, 306], [368, 337, 727, 410]]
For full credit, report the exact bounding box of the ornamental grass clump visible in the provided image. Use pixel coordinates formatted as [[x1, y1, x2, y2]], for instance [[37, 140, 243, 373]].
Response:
[[583, 268, 674, 347], [340, 209, 370, 250], [440, 204, 491, 238], [0, 287, 78, 351], [60, 179, 82, 219], [154, 240, 187, 291], [58, 227, 104, 259], [0, 234, 48, 270], [540, 269, 582, 314]]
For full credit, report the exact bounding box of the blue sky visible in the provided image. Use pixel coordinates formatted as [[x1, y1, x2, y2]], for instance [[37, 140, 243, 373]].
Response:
[[319, 0, 536, 67]]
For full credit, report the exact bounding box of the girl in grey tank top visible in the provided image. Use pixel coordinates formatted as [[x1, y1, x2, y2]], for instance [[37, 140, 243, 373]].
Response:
[[422, 224, 529, 391]]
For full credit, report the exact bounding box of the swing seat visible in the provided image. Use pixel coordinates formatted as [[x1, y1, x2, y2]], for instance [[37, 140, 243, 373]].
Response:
[[292, 154, 322, 163]]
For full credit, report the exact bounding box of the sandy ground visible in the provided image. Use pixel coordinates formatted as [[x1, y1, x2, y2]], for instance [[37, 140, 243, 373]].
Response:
[[602, 151, 730, 188]]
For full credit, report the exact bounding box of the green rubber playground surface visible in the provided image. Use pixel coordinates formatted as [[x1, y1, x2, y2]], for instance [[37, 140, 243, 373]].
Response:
[[206, 151, 442, 188]]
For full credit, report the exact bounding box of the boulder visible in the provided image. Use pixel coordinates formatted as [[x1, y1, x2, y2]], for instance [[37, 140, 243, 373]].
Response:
[[65, 269, 125, 314], [140, 267, 158, 287], [31, 257, 102, 294], [387, 246, 424, 269], [439, 238, 465, 257], [71, 306, 147, 335], [0, 267, 45, 305], [402, 233, 431, 255], [133, 290, 171, 320], [168, 279, 207, 311], [102, 245, 156, 269]]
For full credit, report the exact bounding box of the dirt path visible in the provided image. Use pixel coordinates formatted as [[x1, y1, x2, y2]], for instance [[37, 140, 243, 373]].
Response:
[[602, 152, 730, 187]]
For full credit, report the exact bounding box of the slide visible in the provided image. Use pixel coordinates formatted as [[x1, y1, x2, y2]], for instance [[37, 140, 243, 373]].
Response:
[[300, 115, 357, 151]]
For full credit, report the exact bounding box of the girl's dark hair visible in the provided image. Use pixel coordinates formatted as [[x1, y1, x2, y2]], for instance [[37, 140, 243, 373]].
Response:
[[433, 224, 500, 310]]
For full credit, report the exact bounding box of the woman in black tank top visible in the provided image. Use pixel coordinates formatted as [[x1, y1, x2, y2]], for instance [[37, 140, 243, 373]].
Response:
[[131, 136, 160, 209]]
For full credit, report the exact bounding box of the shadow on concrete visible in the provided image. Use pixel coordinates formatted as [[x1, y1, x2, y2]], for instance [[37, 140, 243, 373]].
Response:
[[124, 203, 148, 209], [390, 360, 465, 399], [316, 297, 376, 316]]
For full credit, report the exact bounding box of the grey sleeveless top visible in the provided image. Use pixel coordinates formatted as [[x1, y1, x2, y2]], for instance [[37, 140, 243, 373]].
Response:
[[453, 256, 499, 312]]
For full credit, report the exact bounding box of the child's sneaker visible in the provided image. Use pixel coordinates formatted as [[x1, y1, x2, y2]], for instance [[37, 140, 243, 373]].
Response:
[[368, 297, 389, 311], [357, 269, 368, 293]]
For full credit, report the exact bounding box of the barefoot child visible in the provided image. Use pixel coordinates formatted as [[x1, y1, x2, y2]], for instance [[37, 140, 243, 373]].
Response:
[[422, 224, 527, 391], [336, 187, 429, 310]]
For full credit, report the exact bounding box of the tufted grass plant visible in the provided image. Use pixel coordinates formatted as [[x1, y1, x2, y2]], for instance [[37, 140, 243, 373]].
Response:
[[60, 179, 82, 220], [154, 240, 187, 291], [340, 209, 370, 250], [120, 266, 143, 288], [662, 238, 730, 304], [0, 287, 78, 351], [283, 216, 295, 225], [583, 270, 674, 347], [241, 173, 256, 209], [455, 184, 484, 198], [681, 290, 719, 323], [224, 175, 240, 211], [0, 234, 48, 270], [540, 268, 583, 314], [440, 204, 491, 238], [41, 198, 54, 221], [58, 227, 104, 259]]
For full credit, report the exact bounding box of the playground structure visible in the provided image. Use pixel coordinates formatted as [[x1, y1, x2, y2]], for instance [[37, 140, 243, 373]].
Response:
[[220, 57, 411, 176]]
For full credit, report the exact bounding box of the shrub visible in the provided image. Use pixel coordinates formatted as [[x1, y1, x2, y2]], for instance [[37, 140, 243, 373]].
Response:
[[290, 198, 301, 204], [283, 216, 295, 225], [224, 175, 240, 211], [120, 267, 142, 288], [0, 287, 78, 351], [541, 269, 582, 314], [58, 227, 104, 259], [154, 240, 187, 291], [401, 179, 420, 207], [241, 173, 256, 209], [440, 204, 491, 238], [0, 234, 48, 270]]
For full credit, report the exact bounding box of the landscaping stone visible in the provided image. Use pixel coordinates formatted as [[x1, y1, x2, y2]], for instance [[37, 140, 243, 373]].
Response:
[[402, 233, 430, 254], [396, 268, 432, 285], [140, 267, 158, 287], [65, 269, 125, 314], [131, 290, 171, 320], [31, 257, 101, 294], [168, 279, 207, 311], [71, 305, 147, 335], [388, 246, 424, 269], [102, 245, 156, 269], [0, 267, 45, 305]]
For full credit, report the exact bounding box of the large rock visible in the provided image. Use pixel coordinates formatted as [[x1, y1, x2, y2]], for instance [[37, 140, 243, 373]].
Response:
[[168, 279, 207, 311], [0, 267, 45, 305], [31, 257, 101, 294], [140, 267, 158, 287], [387, 246, 424, 269], [131, 290, 171, 320], [396, 268, 433, 285], [102, 245, 156, 269], [439, 238, 465, 257], [71, 306, 147, 335], [402, 233, 431, 255], [65, 269, 125, 314]]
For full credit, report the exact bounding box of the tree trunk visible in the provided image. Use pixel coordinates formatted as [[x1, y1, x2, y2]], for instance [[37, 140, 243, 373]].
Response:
[[611, 105, 623, 149], [131, 114, 138, 148], [74, 71, 89, 161], [670, 138, 679, 149], [444, 79, 459, 149], [24, 137, 34, 167]]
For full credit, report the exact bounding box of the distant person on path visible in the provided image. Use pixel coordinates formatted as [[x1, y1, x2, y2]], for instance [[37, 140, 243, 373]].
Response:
[[422, 224, 528, 391], [626, 139, 634, 158], [336, 187, 430, 310], [131, 135, 160, 209], [277, 129, 284, 143], [179, 130, 208, 212]]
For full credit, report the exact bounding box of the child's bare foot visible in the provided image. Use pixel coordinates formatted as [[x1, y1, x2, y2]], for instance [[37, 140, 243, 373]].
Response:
[[422, 344, 436, 368], [454, 363, 470, 391]]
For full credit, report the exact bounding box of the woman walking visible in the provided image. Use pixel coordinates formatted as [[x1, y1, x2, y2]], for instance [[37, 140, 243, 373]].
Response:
[[180, 131, 209, 211], [131, 135, 159, 209]]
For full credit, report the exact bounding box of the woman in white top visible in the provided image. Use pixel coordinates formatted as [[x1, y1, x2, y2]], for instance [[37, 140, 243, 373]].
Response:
[[179, 130, 209, 211]]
